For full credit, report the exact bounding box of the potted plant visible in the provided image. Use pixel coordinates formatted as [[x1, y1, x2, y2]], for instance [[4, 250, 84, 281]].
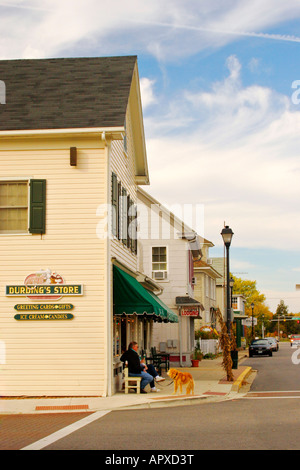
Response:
[[191, 344, 203, 367]]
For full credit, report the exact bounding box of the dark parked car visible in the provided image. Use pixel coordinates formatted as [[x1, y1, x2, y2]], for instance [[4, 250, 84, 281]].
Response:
[[266, 337, 279, 351], [249, 339, 273, 357]]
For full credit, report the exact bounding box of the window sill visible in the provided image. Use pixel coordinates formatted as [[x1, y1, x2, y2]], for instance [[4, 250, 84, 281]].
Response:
[[0, 232, 32, 236]]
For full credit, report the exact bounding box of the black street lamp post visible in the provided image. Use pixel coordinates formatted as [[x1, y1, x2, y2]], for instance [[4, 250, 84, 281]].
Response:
[[251, 302, 255, 339], [221, 225, 234, 337]]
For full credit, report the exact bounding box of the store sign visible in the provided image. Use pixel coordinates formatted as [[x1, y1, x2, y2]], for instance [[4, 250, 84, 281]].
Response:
[[181, 308, 199, 317], [14, 313, 74, 321], [6, 269, 83, 300], [6, 270, 83, 321], [7, 285, 82, 297], [14, 304, 74, 311]]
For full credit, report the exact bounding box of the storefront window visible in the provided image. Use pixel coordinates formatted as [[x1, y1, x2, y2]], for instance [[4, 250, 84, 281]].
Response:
[[113, 317, 121, 357]]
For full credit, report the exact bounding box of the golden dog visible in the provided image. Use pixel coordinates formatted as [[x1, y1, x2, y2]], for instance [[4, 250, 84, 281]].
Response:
[[167, 368, 194, 395]]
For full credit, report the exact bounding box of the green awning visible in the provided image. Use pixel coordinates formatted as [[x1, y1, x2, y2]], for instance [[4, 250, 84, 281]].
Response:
[[147, 290, 179, 323], [113, 265, 178, 323]]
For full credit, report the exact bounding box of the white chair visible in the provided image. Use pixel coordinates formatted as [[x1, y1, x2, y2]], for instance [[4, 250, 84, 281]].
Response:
[[123, 367, 141, 394]]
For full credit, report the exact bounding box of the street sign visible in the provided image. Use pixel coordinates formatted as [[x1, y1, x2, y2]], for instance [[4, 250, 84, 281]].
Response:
[[242, 318, 257, 327]]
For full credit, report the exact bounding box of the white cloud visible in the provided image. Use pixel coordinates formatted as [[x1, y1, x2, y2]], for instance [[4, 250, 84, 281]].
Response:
[[1, 0, 300, 59], [263, 289, 300, 313], [231, 259, 257, 271], [144, 56, 300, 250], [140, 78, 157, 109]]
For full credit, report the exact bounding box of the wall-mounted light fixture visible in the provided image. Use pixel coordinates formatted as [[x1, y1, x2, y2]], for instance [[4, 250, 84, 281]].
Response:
[[70, 147, 77, 166]]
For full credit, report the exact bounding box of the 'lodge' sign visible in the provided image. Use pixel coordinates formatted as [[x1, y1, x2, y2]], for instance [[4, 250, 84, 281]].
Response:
[[180, 308, 200, 317]]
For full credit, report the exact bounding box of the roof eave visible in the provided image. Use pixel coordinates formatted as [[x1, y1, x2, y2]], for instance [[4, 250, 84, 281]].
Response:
[[0, 127, 125, 139]]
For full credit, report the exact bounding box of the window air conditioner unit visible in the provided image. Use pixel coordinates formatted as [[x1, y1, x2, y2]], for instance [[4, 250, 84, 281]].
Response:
[[153, 271, 167, 280]]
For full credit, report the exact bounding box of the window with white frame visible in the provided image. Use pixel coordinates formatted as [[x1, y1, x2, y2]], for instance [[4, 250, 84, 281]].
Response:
[[0, 181, 28, 233], [0, 179, 46, 235], [152, 246, 167, 280]]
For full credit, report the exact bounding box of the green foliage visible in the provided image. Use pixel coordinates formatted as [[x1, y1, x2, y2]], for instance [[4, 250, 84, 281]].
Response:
[[269, 300, 300, 337], [192, 340, 203, 360], [274, 299, 289, 317]]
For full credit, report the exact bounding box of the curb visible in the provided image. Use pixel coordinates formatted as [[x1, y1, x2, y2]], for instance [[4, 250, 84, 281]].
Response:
[[231, 367, 253, 392]]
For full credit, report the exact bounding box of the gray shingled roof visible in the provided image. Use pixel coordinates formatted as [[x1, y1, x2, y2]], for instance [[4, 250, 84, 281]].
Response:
[[0, 56, 137, 131]]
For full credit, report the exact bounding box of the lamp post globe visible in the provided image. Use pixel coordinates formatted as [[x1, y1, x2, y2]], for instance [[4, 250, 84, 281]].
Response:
[[221, 225, 234, 247]]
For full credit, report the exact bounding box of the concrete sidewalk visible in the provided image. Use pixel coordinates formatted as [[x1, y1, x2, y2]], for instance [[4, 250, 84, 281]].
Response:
[[0, 352, 253, 414]]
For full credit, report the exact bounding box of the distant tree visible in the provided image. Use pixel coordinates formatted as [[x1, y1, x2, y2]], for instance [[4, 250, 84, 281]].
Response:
[[232, 275, 272, 338], [274, 299, 289, 318], [269, 301, 300, 337], [232, 275, 272, 318]]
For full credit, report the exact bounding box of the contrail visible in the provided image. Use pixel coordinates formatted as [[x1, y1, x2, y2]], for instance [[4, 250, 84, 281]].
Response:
[[134, 19, 300, 44], [0, 2, 52, 12]]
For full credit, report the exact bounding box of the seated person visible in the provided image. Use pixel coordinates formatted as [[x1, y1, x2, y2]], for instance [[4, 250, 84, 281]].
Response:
[[121, 342, 164, 393], [140, 357, 165, 390]]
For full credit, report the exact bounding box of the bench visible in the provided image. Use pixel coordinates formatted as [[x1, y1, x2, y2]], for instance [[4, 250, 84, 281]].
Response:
[[123, 367, 142, 394]]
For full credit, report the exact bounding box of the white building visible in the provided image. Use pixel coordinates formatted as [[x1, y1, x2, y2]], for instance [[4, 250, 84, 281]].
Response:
[[137, 187, 204, 366], [0, 56, 178, 397]]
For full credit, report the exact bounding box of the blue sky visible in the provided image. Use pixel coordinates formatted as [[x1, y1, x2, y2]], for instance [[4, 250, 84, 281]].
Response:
[[1, 0, 300, 312]]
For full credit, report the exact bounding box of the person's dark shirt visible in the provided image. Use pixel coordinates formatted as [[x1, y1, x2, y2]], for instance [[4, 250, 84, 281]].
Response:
[[120, 348, 143, 374]]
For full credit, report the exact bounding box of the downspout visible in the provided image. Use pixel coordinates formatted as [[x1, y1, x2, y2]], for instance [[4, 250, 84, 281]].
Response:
[[103, 131, 113, 397]]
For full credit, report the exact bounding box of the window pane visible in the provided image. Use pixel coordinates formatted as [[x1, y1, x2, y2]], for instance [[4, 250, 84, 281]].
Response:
[[0, 182, 28, 233], [0, 184, 8, 206], [18, 183, 28, 206], [159, 263, 167, 270], [152, 263, 161, 271]]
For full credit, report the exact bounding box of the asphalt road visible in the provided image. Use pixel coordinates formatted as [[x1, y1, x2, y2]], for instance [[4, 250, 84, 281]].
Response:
[[3, 342, 300, 452], [243, 340, 300, 391], [41, 342, 300, 451]]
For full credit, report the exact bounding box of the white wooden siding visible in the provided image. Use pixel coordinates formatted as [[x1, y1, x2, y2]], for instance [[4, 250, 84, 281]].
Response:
[[0, 139, 108, 396], [110, 106, 138, 273]]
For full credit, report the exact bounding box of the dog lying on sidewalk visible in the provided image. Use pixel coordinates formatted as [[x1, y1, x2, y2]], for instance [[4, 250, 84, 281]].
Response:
[[167, 368, 194, 395]]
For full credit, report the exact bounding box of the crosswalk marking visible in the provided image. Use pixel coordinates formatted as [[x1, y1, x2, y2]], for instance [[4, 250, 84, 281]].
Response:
[[21, 410, 111, 450]]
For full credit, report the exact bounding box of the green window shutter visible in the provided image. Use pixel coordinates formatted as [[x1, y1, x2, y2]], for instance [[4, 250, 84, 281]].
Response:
[[127, 195, 131, 248], [29, 179, 46, 234], [117, 182, 121, 240], [112, 172, 118, 206], [121, 187, 127, 245], [111, 173, 118, 237], [133, 204, 137, 255]]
